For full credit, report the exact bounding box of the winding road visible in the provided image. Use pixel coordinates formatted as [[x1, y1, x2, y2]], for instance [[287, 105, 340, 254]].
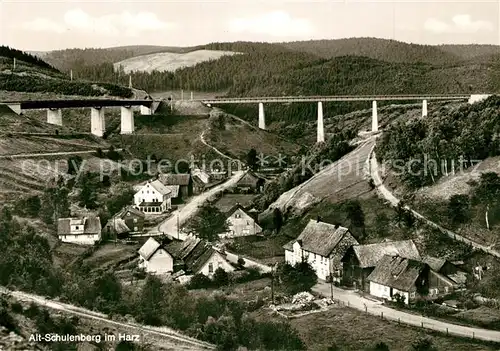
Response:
[[368, 145, 500, 258], [313, 282, 500, 342]]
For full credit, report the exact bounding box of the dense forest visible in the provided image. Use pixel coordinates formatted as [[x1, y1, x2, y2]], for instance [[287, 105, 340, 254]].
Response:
[[281, 38, 463, 65], [376, 95, 500, 188], [0, 45, 58, 72]]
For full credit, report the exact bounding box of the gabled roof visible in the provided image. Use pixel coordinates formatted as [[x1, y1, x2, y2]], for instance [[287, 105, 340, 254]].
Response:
[[192, 175, 206, 186], [165, 236, 202, 260], [226, 203, 247, 216], [347, 240, 421, 268], [367, 255, 428, 292], [191, 247, 217, 273], [236, 170, 263, 187], [57, 216, 102, 235], [283, 219, 352, 257], [149, 179, 172, 196], [422, 256, 447, 272], [138, 237, 162, 261], [159, 173, 191, 186], [105, 218, 130, 234], [164, 185, 180, 198], [116, 205, 145, 219]]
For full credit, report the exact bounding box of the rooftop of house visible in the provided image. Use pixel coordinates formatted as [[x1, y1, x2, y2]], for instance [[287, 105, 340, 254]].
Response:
[[214, 195, 256, 213], [344, 240, 421, 268], [116, 205, 145, 219], [138, 237, 163, 261], [165, 185, 180, 198], [366, 255, 427, 292], [58, 216, 102, 235], [159, 173, 191, 186], [283, 219, 352, 257], [422, 256, 448, 272], [104, 218, 130, 234]]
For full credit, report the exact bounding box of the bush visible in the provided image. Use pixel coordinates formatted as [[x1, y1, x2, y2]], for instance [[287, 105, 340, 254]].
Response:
[[188, 273, 212, 289], [213, 268, 230, 287], [10, 302, 23, 314]]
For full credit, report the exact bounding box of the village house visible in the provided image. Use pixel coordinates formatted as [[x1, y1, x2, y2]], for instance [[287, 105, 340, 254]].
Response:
[[57, 216, 102, 245], [192, 168, 211, 184], [103, 206, 145, 238], [235, 170, 265, 193], [367, 255, 458, 304], [138, 237, 174, 275], [133, 179, 172, 213], [165, 236, 235, 277], [422, 256, 467, 288], [210, 169, 228, 181], [341, 240, 421, 291], [220, 204, 262, 238], [283, 219, 359, 282], [159, 173, 193, 199]]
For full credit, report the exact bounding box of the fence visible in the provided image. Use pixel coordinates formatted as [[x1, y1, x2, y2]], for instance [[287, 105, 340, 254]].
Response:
[[329, 297, 500, 342]]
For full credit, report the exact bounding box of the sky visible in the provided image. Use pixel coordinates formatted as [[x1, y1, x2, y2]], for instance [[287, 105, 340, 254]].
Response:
[[1, 0, 500, 51]]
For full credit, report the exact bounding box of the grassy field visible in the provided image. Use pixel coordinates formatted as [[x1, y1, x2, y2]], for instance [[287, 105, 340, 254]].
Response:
[[115, 50, 240, 73], [281, 306, 499, 351], [207, 113, 302, 160]]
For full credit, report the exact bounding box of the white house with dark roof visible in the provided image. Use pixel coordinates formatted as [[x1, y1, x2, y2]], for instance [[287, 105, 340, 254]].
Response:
[[366, 255, 458, 304], [283, 219, 359, 281], [133, 179, 172, 213], [138, 237, 174, 274], [57, 216, 102, 245], [341, 240, 421, 291], [220, 204, 262, 239]]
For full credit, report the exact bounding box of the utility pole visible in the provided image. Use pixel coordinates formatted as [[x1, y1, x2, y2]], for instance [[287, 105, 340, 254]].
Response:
[[129, 75, 132, 88], [330, 273, 334, 300], [177, 214, 180, 239], [70, 69, 73, 81], [13, 58, 16, 70], [271, 264, 275, 305]]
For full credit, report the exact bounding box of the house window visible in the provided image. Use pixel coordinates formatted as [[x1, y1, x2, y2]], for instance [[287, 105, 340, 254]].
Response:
[[75, 226, 79, 230], [235, 214, 241, 218], [208, 263, 214, 273], [133, 218, 138, 223], [134, 227, 138, 231]]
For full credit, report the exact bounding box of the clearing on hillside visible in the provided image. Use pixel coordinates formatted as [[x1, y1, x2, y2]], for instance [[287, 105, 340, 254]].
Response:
[[114, 49, 241, 73]]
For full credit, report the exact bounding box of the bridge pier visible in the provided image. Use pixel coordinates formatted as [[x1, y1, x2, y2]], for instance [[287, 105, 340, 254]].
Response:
[[47, 108, 62, 126], [121, 106, 134, 134], [317, 102, 324, 143], [372, 101, 378, 132], [140, 105, 152, 115], [258, 102, 265, 130], [422, 99, 428, 117], [91, 107, 105, 137]]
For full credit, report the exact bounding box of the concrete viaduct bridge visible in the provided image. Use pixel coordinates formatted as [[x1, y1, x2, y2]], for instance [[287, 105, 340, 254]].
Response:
[[200, 94, 490, 143], [2, 99, 156, 137], [0, 94, 490, 139]]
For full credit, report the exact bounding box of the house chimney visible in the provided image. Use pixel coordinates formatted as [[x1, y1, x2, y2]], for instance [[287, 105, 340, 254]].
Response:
[[316, 216, 321, 223]]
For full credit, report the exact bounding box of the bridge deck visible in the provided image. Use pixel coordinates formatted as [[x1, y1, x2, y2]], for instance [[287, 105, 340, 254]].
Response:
[[1, 99, 154, 110], [199, 94, 471, 104]]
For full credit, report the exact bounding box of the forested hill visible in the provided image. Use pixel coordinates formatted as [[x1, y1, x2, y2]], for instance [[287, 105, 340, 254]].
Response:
[[280, 38, 462, 65], [42, 45, 193, 71], [0, 46, 58, 72]]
